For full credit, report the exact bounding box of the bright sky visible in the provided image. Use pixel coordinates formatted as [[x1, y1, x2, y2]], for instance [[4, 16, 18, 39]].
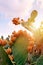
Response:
[[0, 0, 43, 38]]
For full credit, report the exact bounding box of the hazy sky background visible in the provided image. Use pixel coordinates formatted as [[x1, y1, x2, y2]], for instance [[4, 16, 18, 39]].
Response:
[[0, 0, 43, 38]]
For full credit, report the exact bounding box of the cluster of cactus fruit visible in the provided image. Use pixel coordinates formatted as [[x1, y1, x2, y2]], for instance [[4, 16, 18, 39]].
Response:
[[0, 10, 43, 65]]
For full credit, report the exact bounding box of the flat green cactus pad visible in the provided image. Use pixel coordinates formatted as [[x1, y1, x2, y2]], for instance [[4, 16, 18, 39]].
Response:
[[12, 35, 29, 65], [0, 46, 13, 65], [32, 54, 40, 63], [36, 55, 43, 65], [21, 21, 32, 31]]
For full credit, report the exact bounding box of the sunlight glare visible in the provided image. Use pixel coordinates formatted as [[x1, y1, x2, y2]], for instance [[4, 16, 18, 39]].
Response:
[[31, 21, 41, 30]]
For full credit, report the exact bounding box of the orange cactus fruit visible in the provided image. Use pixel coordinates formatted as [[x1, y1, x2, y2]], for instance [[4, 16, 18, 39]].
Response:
[[37, 43, 41, 49], [6, 48, 12, 54], [12, 31, 16, 35], [12, 31, 19, 37], [12, 17, 20, 25], [23, 31, 28, 37], [9, 40, 13, 46], [27, 45, 33, 53], [11, 36, 16, 42], [1, 40, 7, 46], [8, 55, 14, 61], [29, 41, 34, 46], [0, 39, 2, 45], [17, 30, 24, 36], [27, 41, 34, 53]]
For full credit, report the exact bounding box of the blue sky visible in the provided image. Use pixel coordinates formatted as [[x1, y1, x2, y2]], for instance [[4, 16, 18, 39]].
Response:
[[0, 0, 43, 38]]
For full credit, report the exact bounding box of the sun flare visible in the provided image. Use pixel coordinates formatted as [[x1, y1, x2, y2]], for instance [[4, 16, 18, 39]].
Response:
[[30, 20, 42, 31]]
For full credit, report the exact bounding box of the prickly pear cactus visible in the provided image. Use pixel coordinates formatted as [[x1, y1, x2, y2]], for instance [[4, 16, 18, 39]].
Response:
[[12, 10, 43, 65], [11, 31, 32, 65], [21, 10, 38, 31], [0, 10, 43, 65], [0, 46, 13, 65], [12, 10, 38, 32]]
